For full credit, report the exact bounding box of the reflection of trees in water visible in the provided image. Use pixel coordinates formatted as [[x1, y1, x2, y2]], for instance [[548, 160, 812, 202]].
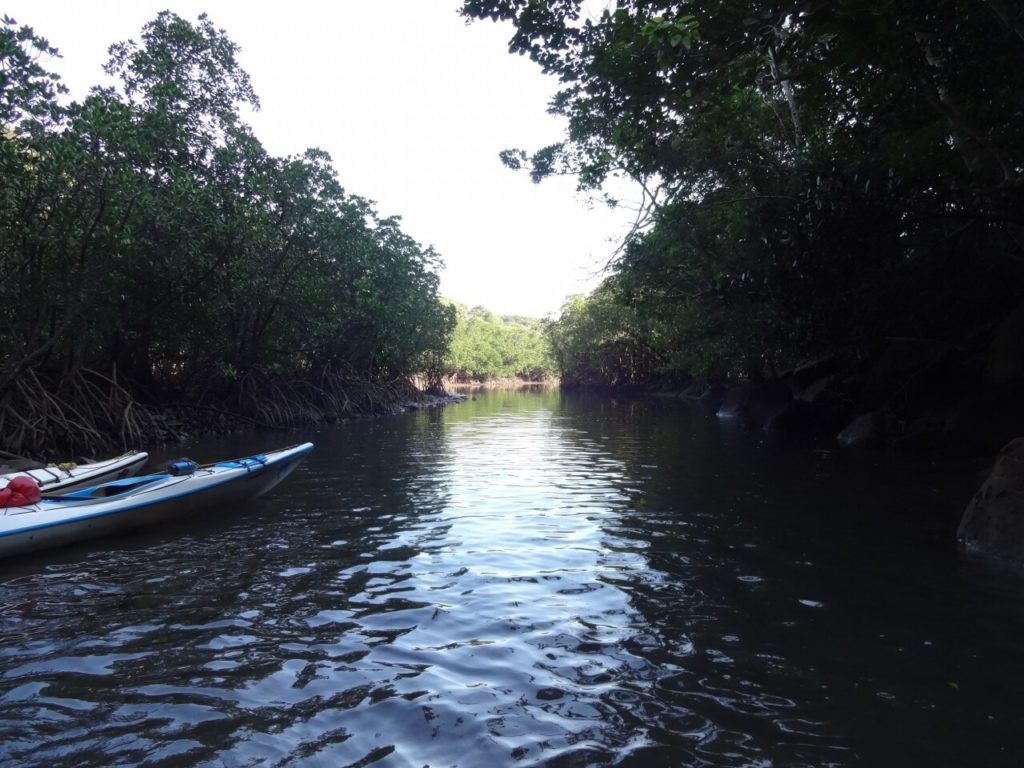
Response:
[[0, 393, 1006, 766]]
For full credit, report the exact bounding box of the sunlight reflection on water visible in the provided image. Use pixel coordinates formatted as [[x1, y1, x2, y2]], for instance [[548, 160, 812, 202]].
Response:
[[1, 389, 1023, 767]]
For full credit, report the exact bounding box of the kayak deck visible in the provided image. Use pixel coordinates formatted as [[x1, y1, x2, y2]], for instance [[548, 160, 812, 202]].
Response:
[[0, 442, 313, 558]]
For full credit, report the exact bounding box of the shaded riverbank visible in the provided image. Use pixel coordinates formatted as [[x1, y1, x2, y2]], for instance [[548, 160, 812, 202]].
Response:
[[570, 330, 1024, 459], [3, 380, 466, 467]]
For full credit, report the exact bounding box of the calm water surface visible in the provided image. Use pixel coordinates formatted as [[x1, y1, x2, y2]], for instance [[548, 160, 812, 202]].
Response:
[[1, 389, 1023, 766]]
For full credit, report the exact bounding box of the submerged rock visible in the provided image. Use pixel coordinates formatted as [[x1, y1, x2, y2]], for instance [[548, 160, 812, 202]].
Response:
[[958, 438, 1024, 564], [836, 411, 891, 448], [716, 383, 753, 419], [716, 380, 791, 427]]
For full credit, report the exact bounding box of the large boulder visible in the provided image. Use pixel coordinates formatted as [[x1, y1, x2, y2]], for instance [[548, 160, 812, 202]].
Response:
[[787, 357, 841, 397], [957, 438, 1024, 563]]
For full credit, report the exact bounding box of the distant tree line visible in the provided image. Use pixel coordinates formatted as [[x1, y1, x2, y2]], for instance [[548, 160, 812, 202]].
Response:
[[463, 1, 1024, 387], [0, 12, 454, 457], [444, 303, 556, 382]]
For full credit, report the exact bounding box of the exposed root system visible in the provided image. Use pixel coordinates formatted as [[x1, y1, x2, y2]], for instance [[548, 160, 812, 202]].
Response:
[[0, 368, 166, 461], [206, 364, 418, 428], [0, 364, 425, 461]]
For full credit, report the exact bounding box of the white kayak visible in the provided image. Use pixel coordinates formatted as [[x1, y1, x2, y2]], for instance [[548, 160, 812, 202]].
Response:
[[1, 451, 149, 495], [0, 442, 313, 559]]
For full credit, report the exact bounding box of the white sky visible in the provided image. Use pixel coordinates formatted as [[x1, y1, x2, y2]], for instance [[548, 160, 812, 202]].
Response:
[[7, 1, 634, 317]]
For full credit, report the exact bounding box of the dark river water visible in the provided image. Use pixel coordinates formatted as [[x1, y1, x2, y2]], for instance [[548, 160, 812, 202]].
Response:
[[2, 389, 1023, 767]]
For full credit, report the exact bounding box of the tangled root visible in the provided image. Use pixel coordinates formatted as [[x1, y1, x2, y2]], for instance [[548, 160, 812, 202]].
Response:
[[220, 363, 417, 427], [0, 367, 165, 460], [0, 363, 424, 460]]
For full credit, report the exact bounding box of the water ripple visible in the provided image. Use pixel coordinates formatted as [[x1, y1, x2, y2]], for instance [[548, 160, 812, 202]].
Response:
[[0, 391, 1022, 766]]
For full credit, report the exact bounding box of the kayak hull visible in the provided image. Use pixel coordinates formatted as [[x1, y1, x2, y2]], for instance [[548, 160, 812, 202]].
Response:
[[0, 443, 312, 559]]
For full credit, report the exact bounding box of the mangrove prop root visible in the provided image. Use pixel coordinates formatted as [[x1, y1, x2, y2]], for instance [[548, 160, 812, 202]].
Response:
[[0, 363, 425, 459], [0, 367, 167, 460]]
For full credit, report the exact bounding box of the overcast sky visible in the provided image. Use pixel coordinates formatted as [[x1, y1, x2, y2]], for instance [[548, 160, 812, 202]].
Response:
[[7, 1, 634, 317]]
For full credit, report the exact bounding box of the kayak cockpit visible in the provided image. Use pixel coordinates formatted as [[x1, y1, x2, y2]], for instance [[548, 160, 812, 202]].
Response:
[[44, 473, 173, 502]]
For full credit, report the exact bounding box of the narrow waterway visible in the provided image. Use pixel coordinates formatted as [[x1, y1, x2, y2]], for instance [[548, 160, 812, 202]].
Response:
[[1, 389, 1022, 767]]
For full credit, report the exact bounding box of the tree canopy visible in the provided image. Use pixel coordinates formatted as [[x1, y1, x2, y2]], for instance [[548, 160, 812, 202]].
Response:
[[0, 12, 454, 457], [462, 0, 1024, 384], [444, 302, 556, 382]]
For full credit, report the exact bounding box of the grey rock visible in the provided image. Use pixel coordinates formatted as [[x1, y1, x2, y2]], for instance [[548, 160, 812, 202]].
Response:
[[788, 357, 840, 394], [799, 375, 835, 403], [716, 384, 752, 419], [836, 411, 889, 448], [958, 438, 1024, 563], [717, 380, 791, 428]]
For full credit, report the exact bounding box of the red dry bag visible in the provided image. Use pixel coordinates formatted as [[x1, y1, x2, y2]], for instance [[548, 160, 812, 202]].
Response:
[[0, 475, 42, 507]]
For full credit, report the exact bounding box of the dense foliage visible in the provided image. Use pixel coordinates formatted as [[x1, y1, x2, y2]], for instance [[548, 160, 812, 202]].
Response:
[[444, 303, 556, 381], [0, 13, 454, 457], [462, 0, 1024, 386]]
